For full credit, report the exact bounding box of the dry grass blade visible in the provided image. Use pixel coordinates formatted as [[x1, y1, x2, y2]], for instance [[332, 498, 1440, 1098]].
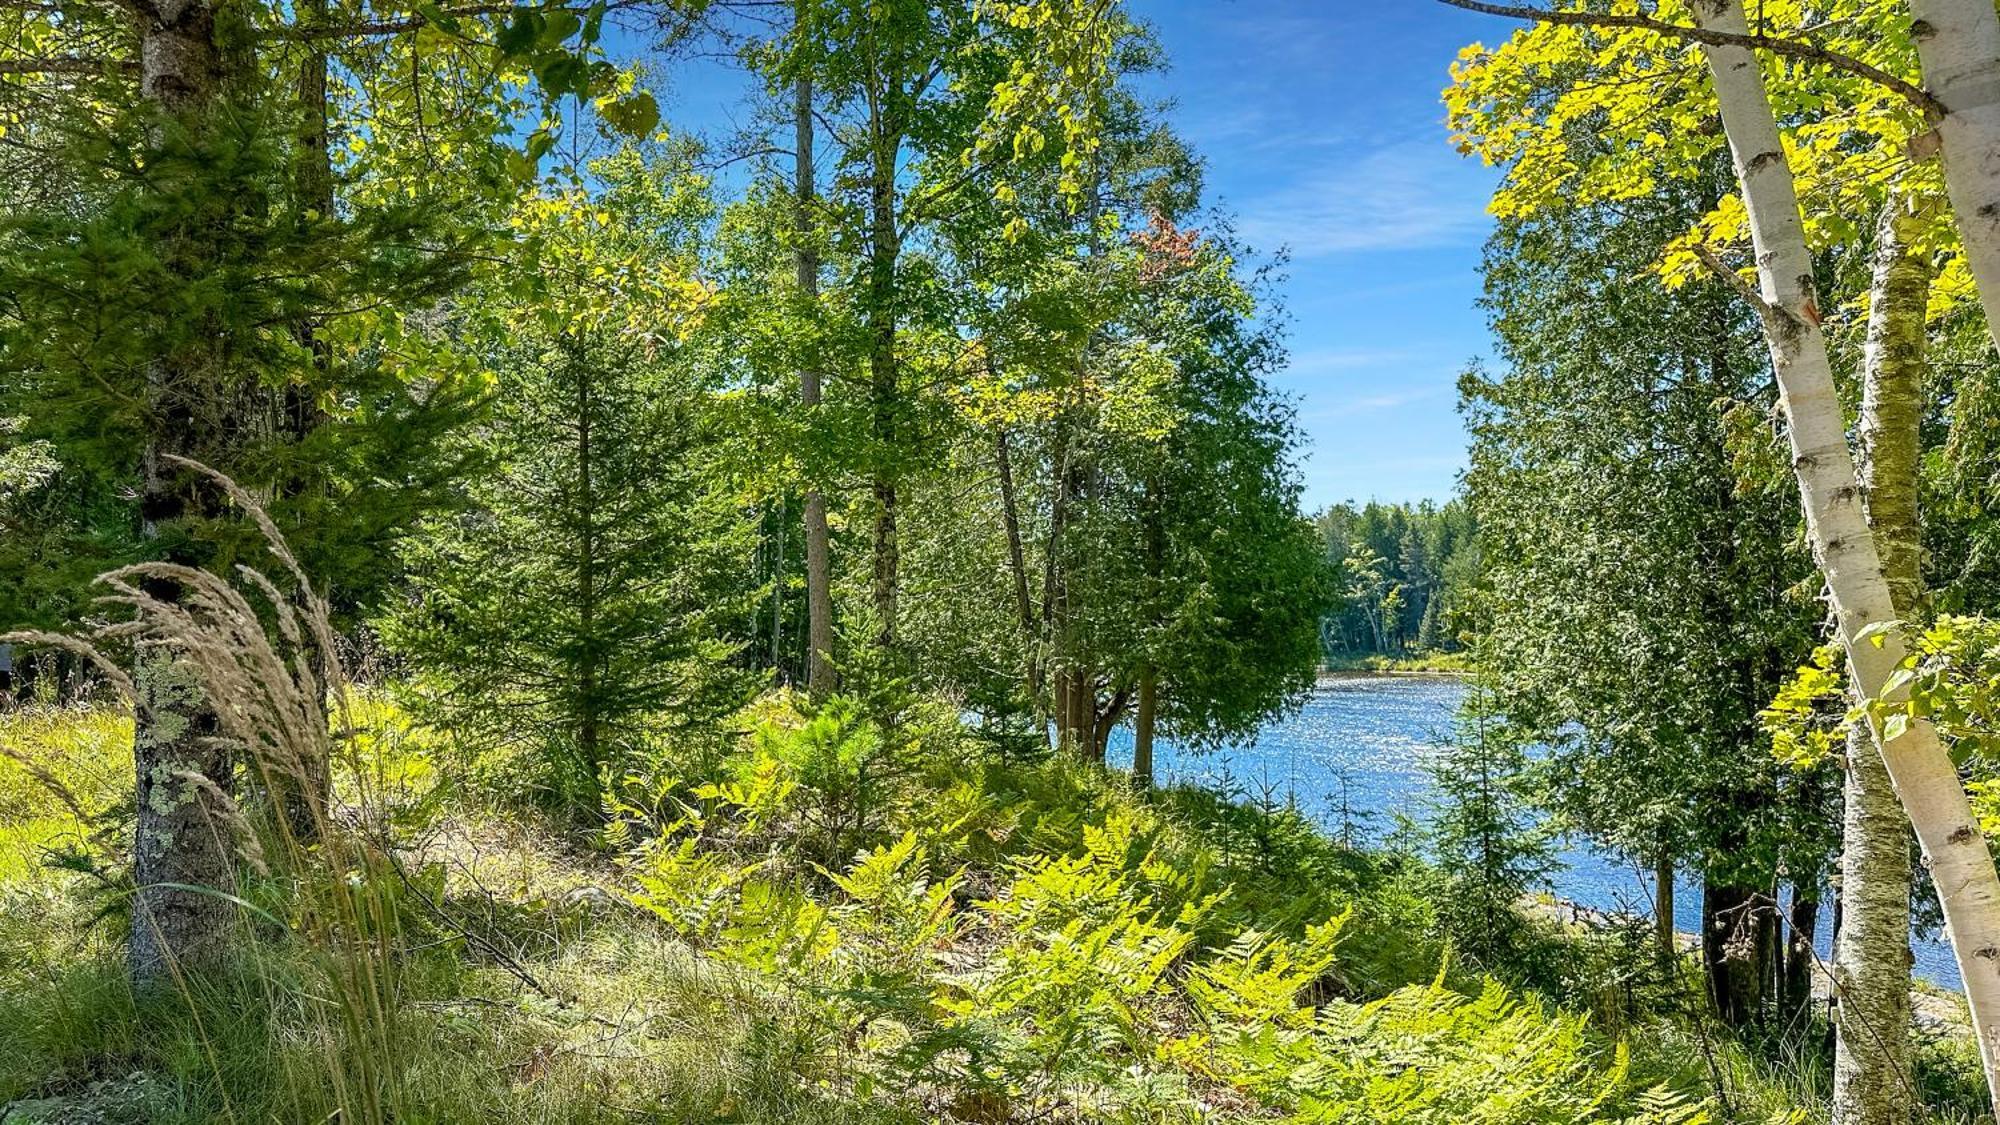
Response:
[[0, 739, 93, 824], [0, 630, 135, 704]]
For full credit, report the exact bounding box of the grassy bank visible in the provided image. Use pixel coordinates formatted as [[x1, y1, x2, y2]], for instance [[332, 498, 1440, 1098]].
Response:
[[0, 693, 1969, 1123], [1320, 651, 1477, 675]]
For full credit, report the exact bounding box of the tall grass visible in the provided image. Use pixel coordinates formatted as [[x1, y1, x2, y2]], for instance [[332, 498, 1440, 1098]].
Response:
[[0, 461, 412, 1122]]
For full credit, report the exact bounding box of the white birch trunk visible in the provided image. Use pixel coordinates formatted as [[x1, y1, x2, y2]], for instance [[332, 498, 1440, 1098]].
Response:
[[1830, 194, 1929, 1125], [1905, 0, 2000, 355], [1691, 1, 2000, 1108]]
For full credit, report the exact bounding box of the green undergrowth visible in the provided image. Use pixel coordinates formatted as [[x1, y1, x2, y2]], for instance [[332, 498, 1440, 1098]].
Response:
[[0, 693, 1778, 1123]]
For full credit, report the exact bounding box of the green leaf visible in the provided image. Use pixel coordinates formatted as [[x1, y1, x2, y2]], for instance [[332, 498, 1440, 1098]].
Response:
[[534, 53, 586, 97], [495, 7, 541, 55], [599, 91, 659, 138], [539, 7, 581, 46], [580, 2, 606, 44], [414, 0, 462, 34], [1855, 619, 1900, 648]]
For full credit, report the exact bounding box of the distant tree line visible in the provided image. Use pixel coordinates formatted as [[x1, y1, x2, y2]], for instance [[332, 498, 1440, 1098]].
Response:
[[1315, 500, 1478, 661]]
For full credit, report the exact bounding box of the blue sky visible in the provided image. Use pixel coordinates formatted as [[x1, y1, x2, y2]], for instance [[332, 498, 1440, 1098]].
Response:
[[1129, 1, 1502, 509], [651, 2, 1502, 510]]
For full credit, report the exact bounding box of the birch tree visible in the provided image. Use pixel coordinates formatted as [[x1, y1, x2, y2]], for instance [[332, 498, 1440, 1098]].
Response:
[[0, 0, 677, 984], [1447, 0, 2000, 1102], [1689, 0, 2000, 1099], [1823, 191, 1932, 1125], [1893, 0, 2000, 358], [1439, 0, 2000, 354]]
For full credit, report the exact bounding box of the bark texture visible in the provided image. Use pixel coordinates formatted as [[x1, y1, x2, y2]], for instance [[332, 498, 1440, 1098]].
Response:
[[1703, 880, 1772, 1026], [1905, 0, 2000, 356], [130, 0, 241, 987], [795, 70, 835, 699], [129, 657, 236, 982], [1133, 666, 1157, 789], [1831, 194, 1929, 1125], [1856, 196, 1930, 622], [1692, 1, 2000, 1106], [1835, 720, 1917, 1125], [1655, 847, 1676, 971], [994, 426, 1043, 715]]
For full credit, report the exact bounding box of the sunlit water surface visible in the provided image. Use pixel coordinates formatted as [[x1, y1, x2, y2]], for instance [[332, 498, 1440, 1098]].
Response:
[[1103, 674, 1960, 988]]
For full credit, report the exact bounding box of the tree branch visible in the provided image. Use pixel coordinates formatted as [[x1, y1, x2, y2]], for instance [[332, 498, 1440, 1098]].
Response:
[[270, 0, 657, 41], [265, 3, 513, 39], [0, 56, 133, 77], [1692, 242, 1796, 330], [1438, 0, 1943, 122]]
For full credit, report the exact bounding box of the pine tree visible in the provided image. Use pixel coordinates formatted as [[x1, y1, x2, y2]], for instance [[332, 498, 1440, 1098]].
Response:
[[1429, 683, 1554, 966], [388, 151, 760, 814]]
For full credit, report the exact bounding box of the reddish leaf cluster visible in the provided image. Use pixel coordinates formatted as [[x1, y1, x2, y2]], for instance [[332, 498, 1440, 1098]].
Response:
[[1131, 211, 1201, 284]]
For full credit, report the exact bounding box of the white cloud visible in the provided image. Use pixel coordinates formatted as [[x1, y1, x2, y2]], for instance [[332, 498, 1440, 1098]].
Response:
[[1297, 385, 1445, 422], [1233, 141, 1498, 257]]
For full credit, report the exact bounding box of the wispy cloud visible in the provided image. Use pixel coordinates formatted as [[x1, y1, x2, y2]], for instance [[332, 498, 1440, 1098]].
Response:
[[1299, 386, 1443, 421], [1233, 141, 1497, 257], [1282, 346, 1425, 377]]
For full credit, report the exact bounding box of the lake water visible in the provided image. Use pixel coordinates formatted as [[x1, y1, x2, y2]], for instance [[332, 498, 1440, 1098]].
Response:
[[1102, 674, 1961, 989]]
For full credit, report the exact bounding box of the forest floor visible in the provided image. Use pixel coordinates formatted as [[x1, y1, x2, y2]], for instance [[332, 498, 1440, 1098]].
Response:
[[0, 693, 1986, 1123]]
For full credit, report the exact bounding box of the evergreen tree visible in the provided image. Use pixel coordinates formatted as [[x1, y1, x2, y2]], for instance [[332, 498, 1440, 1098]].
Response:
[[1429, 681, 1554, 968], [1462, 181, 1828, 1028], [389, 150, 759, 814]]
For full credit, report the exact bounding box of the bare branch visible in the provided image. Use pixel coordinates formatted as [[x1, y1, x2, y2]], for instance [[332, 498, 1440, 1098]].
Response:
[[1692, 242, 1794, 329]]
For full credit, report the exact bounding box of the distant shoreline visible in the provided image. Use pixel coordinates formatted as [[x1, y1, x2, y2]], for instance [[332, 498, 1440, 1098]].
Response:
[[1317, 662, 1473, 682]]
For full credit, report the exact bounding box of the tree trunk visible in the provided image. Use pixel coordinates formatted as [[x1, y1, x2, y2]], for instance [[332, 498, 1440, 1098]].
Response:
[[129, 657, 236, 984], [771, 494, 786, 673], [1703, 879, 1770, 1027], [1904, 0, 2000, 357], [795, 69, 835, 699], [574, 337, 602, 804], [130, 0, 236, 988], [994, 426, 1042, 709], [1656, 846, 1677, 972], [1831, 192, 1929, 1125], [1835, 722, 1917, 1125], [1784, 881, 1820, 1023], [1043, 429, 1075, 752], [280, 0, 335, 845], [1061, 669, 1092, 758], [1052, 667, 1074, 755], [866, 103, 901, 651], [1692, 1, 2000, 1103], [1090, 687, 1128, 766], [1856, 194, 1930, 622], [1133, 666, 1157, 789]]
